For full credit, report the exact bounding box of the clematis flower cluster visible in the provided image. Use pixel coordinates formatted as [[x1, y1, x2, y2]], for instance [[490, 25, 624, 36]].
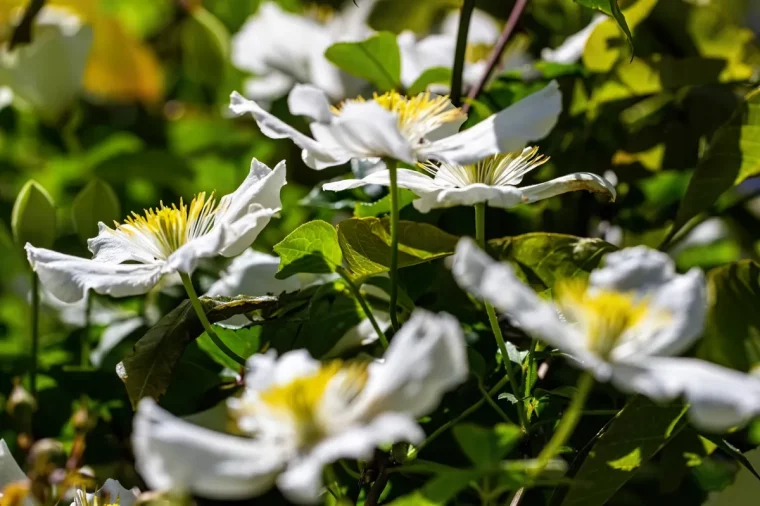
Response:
[[451, 240, 760, 431], [132, 310, 467, 503]]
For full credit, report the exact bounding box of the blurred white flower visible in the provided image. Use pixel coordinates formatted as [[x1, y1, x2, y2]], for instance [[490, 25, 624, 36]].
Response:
[[540, 14, 607, 64], [451, 240, 760, 432], [132, 310, 467, 503], [70, 479, 138, 506], [230, 80, 561, 170], [324, 146, 615, 212], [231, 1, 375, 105], [667, 217, 730, 257], [0, 7, 93, 123], [0, 439, 27, 498], [26, 159, 286, 303]]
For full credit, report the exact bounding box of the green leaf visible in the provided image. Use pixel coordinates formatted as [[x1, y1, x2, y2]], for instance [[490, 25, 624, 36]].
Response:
[[197, 327, 261, 371], [94, 150, 194, 185], [71, 179, 121, 242], [387, 471, 485, 506], [11, 180, 57, 249], [408, 66, 452, 95], [337, 217, 459, 278], [181, 7, 230, 87], [117, 295, 280, 408], [452, 423, 522, 467], [669, 88, 760, 241], [489, 233, 617, 291], [273, 220, 343, 279], [354, 189, 416, 218], [575, 1, 634, 55], [325, 32, 401, 91], [556, 396, 688, 506], [698, 260, 760, 372]]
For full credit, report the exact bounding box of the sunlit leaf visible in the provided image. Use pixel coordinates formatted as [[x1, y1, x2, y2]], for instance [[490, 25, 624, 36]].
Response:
[[273, 220, 343, 279], [325, 32, 401, 91]]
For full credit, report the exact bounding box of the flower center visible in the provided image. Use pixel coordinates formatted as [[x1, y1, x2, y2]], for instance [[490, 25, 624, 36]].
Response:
[[114, 192, 219, 260], [73, 489, 120, 506], [418, 148, 549, 187], [242, 361, 368, 449], [555, 279, 650, 358], [332, 91, 465, 144]]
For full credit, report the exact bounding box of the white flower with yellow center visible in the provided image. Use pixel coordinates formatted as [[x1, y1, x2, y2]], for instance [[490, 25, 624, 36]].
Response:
[[70, 480, 138, 506], [132, 310, 467, 503], [451, 240, 760, 432], [25, 159, 286, 303], [231, 1, 375, 105], [229, 80, 562, 170], [324, 147, 616, 212]]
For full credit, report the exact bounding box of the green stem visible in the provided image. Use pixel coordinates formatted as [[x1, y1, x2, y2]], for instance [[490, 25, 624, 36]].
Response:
[[179, 272, 245, 366], [409, 375, 511, 459], [450, 0, 476, 106], [30, 271, 39, 397], [386, 158, 401, 331], [475, 203, 529, 430], [337, 267, 389, 349], [477, 380, 513, 424], [533, 372, 594, 473], [81, 290, 91, 368]]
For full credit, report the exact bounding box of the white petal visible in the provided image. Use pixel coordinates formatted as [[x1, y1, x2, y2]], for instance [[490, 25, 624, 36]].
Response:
[[322, 168, 437, 194], [397, 32, 455, 88], [288, 84, 333, 123], [325, 312, 392, 358], [96, 479, 138, 506], [165, 226, 227, 275], [242, 73, 295, 104], [311, 101, 416, 165], [205, 250, 301, 297], [132, 399, 283, 499], [412, 183, 524, 213], [611, 358, 760, 432], [589, 246, 677, 293], [0, 439, 27, 488], [229, 92, 350, 170], [90, 317, 143, 367], [422, 81, 562, 165], [541, 14, 607, 64], [87, 223, 158, 264], [277, 413, 423, 504], [350, 310, 467, 419], [518, 172, 616, 204], [244, 349, 321, 393], [26, 245, 164, 303], [450, 238, 605, 372], [216, 158, 286, 225], [442, 9, 501, 45]]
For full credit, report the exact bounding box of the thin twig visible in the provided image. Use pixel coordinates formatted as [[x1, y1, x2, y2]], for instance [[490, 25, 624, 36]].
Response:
[[462, 0, 529, 115], [365, 454, 389, 506]]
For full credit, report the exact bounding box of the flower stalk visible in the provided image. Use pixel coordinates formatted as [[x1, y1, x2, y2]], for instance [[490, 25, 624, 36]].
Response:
[[451, 0, 476, 106], [179, 272, 246, 367], [386, 158, 401, 331], [337, 267, 389, 349], [474, 202, 529, 429]]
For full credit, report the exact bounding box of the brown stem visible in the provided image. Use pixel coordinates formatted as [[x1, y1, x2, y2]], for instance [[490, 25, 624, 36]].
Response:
[[9, 0, 46, 49], [365, 454, 389, 506], [462, 0, 529, 115]]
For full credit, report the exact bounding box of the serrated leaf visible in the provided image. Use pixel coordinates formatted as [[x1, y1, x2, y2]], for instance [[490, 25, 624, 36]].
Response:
[[555, 396, 688, 506], [489, 233, 617, 291], [698, 260, 760, 372], [408, 66, 452, 95], [71, 179, 121, 242], [337, 217, 459, 278], [11, 180, 57, 249], [669, 88, 760, 241], [273, 220, 343, 279], [452, 423, 522, 467], [117, 295, 280, 408], [325, 32, 401, 91]]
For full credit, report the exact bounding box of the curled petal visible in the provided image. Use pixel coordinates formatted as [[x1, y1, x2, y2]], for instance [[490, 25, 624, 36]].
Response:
[[351, 310, 468, 419], [612, 358, 760, 432], [216, 159, 286, 225], [518, 172, 616, 204], [412, 184, 524, 213], [26, 245, 164, 303], [277, 413, 423, 504], [132, 399, 283, 499]]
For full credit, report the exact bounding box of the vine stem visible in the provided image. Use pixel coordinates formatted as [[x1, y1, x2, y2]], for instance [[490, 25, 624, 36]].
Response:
[[450, 0, 476, 106], [179, 272, 245, 366], [386, 158, 401, 331], [533, 372, 594, 473], [462, 0, 529, 114], [337, 267, 389, 349], [30, 271, 39, 397], [475, 203, 529, 430]]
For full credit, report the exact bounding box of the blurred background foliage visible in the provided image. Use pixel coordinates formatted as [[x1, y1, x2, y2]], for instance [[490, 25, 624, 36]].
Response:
[[1, 0, 760, 504]]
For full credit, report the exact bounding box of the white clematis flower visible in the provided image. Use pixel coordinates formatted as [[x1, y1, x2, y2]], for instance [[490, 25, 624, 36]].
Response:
[[231, 1, 374, 105], [26, 159, 286, 303], [324, 147, 616, 213], [70, 479, 138, 506], [132, 310, 467, 503], [451, 240, 760, 432], [540, 14, 607, 64], [230, 80, 562, 170], [0, 7, 93, 123]]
